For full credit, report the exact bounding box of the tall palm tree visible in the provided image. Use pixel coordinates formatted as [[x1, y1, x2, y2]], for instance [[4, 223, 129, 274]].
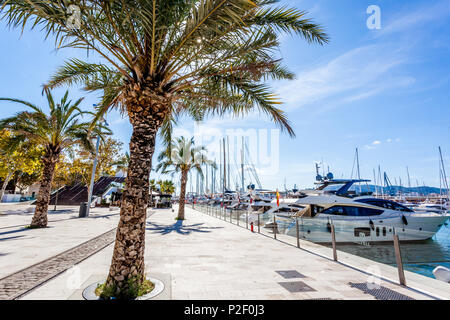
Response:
[[157, 137, 213, 220], [1, 0, 328, 298], [0, 90, 103, 228]]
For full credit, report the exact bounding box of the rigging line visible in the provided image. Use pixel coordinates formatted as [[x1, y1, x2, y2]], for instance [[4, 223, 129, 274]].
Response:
[[351, 149, 357, 180], [244, 142, 262, 189]]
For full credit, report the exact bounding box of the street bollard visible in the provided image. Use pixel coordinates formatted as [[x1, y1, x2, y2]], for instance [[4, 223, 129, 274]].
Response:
[[273, 215, 277, 240], [251, 222, 254, 232], [393, 232, 406, 286], [296, 217, 300, 248]]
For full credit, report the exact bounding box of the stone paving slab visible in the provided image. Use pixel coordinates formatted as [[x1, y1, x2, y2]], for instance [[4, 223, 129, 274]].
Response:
[[0, 228, 117, 300], [0, 205, 120, 278], [2, 205, 446, 300]]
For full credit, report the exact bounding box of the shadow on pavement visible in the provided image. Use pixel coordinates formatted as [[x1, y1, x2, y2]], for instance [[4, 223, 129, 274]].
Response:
[[0, 235, 26, 242], [146, 220, 223, 235]]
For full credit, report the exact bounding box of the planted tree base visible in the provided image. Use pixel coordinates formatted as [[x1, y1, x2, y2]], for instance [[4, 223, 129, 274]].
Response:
[[95, 279, 154, 299], [82, 277, 165, 300], [25, 225, 47, 229]]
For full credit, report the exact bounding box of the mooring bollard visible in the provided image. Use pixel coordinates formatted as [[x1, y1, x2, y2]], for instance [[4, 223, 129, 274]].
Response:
[[296, 217, 300, 248], [273, 215, 277, 239], [393, 232, 406, 286], [331, 224, 337, 261]]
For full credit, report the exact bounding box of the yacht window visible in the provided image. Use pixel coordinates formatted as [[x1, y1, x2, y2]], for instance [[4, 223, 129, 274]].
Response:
[[358, 207, 384, 216], [275, 207, 292, 212], [355, 199, 413, 212], [322, 206, 346, 215], [322, 206, 383, 216]]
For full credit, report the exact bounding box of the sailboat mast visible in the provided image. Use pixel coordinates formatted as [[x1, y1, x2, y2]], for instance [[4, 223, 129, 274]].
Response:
[[406, 166, 411, 189], [223, 137, 226, 199], [227, 136, 230, 191], [373, 168, 377, 197], [356, 148, 361, 192], [241, 136, 244, 193], [438, 146, 449, 202]]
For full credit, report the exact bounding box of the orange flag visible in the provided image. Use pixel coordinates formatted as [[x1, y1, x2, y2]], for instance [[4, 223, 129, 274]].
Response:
[[276, 189, 280, 207]]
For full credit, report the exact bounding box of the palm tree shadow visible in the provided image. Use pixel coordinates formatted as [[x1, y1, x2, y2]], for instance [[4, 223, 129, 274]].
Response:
[[146, 220, 223, 235]]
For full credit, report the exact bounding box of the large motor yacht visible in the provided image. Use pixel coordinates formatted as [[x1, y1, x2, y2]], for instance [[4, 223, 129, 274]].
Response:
[[262, 179, 449, 243]]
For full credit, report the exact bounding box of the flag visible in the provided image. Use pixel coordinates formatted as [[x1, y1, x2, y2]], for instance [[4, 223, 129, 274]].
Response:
[[276, 189, 280, 207]]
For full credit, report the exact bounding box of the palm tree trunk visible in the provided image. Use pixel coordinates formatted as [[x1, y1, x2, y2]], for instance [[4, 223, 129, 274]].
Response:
[[104, 106, 164, 299], [30, 152, 59, 228], [178, 169, 188, 220]]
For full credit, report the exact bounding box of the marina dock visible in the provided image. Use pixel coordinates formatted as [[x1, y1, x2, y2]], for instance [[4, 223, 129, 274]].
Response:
[[0, 204, 448, 300]]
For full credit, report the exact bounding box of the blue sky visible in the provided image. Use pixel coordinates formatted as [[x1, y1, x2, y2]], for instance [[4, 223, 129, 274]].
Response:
[[0, 0, 449, 191]]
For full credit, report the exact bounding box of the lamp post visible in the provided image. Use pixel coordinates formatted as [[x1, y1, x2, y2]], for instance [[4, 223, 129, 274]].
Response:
[[86, 106, 107, 217]]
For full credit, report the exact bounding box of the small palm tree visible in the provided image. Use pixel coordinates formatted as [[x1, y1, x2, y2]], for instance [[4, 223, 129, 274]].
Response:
[[0, 90, 104, 228], [113, 151, 130, 175], [159, 180, 175, 195], [157, 137, 214, 220], [0, 0, 328, 298]]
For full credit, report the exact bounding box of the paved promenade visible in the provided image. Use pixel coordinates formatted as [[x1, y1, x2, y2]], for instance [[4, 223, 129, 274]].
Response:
[[1, 204, 449, 300]]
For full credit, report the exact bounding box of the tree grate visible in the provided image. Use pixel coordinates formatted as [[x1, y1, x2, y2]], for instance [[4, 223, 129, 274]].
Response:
[[275, 270, 306, 279], [278, 281, 316, 293]]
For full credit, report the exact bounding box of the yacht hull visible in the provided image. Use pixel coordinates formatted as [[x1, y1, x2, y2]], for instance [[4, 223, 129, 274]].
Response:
[[270, 214, 449, 243]]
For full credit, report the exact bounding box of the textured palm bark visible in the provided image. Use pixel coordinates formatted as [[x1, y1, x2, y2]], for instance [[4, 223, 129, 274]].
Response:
[[105, 87, 170, 299], [177, 169, 188, 220], [30, 151, 59, 228]]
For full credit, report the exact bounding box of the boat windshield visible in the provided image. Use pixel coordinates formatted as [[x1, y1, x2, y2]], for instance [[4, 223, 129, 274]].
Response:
[[355, 199, 413, 212], [321, 184, 346, 193]]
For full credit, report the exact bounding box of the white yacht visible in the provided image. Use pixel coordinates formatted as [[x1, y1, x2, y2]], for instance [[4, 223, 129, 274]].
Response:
[[414, 202, 449, 214], [263, 179, 449, 243]]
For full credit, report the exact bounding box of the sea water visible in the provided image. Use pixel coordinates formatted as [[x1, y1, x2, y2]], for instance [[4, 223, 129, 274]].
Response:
[[335, 224, 450, 279]]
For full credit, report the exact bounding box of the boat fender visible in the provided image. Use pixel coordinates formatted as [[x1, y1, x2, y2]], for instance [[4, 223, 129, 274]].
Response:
[[326, 222, 332, 233], [369, 219, 375, 230], [402, 215, 408, 225]]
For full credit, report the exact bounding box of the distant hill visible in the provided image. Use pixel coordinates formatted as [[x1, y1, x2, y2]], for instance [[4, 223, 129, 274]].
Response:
[[353, 184, 448, 196]]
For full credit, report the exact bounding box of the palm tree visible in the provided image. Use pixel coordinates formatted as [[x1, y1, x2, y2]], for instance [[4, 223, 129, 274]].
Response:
[[0, 90, 103, 228], [1, 0, 328, 298], [157, 137, 214, 220], [112, 151, 130, 175], [159, 180, 175, 195]]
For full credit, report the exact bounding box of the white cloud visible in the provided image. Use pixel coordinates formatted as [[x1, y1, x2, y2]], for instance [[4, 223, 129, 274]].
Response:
[[377, 0, 450, 37], [275, 43, 413, 113]]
